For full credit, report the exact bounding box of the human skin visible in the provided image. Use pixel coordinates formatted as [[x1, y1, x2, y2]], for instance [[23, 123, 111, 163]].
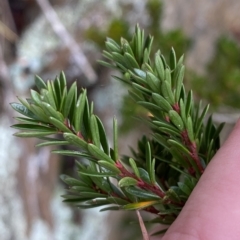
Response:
[[162, 120, 240, 240]]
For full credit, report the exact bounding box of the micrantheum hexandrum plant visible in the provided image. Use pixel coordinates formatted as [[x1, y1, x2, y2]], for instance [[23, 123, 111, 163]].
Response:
[[10, 25, 224, 237]]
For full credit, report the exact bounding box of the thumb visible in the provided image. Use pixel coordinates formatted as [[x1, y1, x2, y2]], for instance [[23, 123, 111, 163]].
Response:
[[162, 120, 240, 240]]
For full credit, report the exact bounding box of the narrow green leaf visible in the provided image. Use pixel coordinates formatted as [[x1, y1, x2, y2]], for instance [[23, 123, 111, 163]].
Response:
[[152, 120, 179, 132], [82, 97, 91, 140], [168, 139, 190, 155], [36, 140, 69, 147], [146, 142, 152, 175], [63, 133, 88, 149], [53, 77, 61, 109], [175, 66, 185, 102], [30, 90, 42, 106], [14, 117, 45, 125], [122, 39, 134, 56], [107, 37, 121, 49], [59, 71, 67, 92], [195, 104, 209, 138], [14, 131, 56, 138], [161, 81, 175, 105], [142, 62, 154, 73], [102, 50, 113, 60], [150, 158, 156, 184], [90, 115, 100, 148], [41, 89, 57, 110], [152, 133, 170, 150], [143, 48, 150, 63], [11, 124, 55, 132], [10, 103, 36, 119], [107, 196, 129, 205], [29, 104, 49, 122], [169, 47, 176, 70], [166, 188, 181, 203], [130, 72, 147, 85], [78, 169, 117, 177], [186, 116, 194, 142], [125, 187, 161, 200], [129, 158, 140, 179], [123, 200, 159, 210], [98, 160, 120, 174], [179, 98, 187, 125], [160, 54, 167, 69], [185, 90, 193, 117], [49, 117, 71, 133], [17, 97, 31, 109], [113, 118, 118, 161], [106, 41, 121, 53], [112, 52, 127, 68], [35, 75, 47, 91], [119, 177, 138, 188], [97, 60, 117, 69], [100, 206, 120, 211], [135, 25, 143, 63], [146, 72, 160, 91], [74, 89, 86, 133], [46, 80, 57, 109], [137, 101, 162, 112], [112, 75, 131, 85], [95, 116, 109, 155], [132, 83, 152, 95], [41, 102, 64, 121], [128, 89, 144, 102], [155, 54, 165, 81], [124, 53, 139, 69], [152, 93, 173, 112], [158, 127, 181, 136], [168, 110, 184, 131], [138, 168, 151, 184], [69, 84, 78, 123], [60, 175, 86, 186], [52, 150, 91, 159], [59, 86, 67, 112], [178, 182, 192, 196], [165, 68, 172, 86], [87, 144, 114, 163], [63, 82, 77, 118]]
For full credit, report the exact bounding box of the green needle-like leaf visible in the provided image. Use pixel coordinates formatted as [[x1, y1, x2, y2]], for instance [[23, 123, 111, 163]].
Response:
[[90, 114, 100, 148], [129, 158, 140, 179], [35, 75, 47, 91], [126, 187, 161, 200], [11, 103, 36, 119], [49, 117, 72, 133], [169, 47, 177, 70], [63, 133, 88, 149], [63, 82, 77, 118], [11, 124, 56, 132], [87, 144, 114, 163], [14, 131, 57, 138], [123, 200, 159, 210], [119, 177, 138, 187], [96, 116, 109, 155], [113, 118, 118, 161], [98, 160, 121, 174]]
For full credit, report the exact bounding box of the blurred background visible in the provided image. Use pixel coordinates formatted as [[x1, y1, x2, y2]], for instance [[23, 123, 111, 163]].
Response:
[[1, 0, 240, 239]]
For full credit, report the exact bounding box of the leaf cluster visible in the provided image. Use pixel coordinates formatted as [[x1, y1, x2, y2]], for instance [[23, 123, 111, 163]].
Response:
[[11, 25, 224, 232]]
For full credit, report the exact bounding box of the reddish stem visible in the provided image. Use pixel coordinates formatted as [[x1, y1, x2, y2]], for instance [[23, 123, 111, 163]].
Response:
[[172, 102, 180, 113], [115, 160, 166, 198], [181, 130, 204, 173]]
